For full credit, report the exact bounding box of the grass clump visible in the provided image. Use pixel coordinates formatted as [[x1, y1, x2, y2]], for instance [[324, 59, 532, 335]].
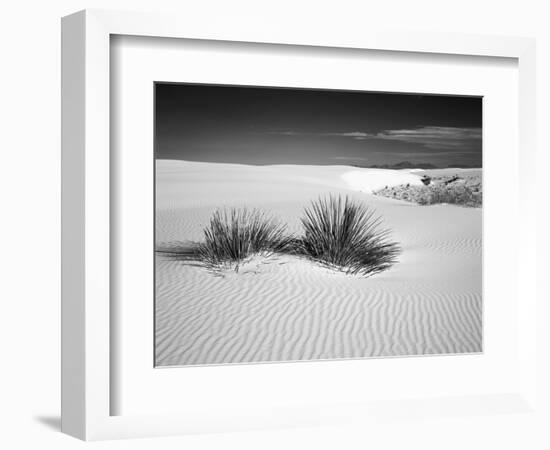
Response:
[[295, 195, 400, 276], [197, 208, 290, 271], [158, 197, 401, 277]]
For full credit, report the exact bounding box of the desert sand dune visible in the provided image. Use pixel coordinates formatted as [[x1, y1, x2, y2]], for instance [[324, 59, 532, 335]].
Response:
[[155, 160, 482, 367]]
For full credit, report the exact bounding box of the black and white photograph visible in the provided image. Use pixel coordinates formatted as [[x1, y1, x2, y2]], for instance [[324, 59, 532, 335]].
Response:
[[154, 83, 483, 367], [6, 1, 547, 446]]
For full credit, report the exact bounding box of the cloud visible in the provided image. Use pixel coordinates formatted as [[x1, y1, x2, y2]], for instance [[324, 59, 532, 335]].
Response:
[[370, 126, 481, 150], [338, 132, 369, 138], [330, 156, 368, 161], [269, 130, 368, 138], [268, 126, 481, 151], [273, 131, 300, 136]]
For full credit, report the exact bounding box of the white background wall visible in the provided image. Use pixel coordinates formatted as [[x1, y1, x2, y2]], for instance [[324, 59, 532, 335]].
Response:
[[0, 1, 548, 449]]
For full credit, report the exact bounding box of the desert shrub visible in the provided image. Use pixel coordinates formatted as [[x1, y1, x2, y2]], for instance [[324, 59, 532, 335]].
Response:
[[374, 178, 482, 207], [196, 208, 291, 270], [420, 183, 481, 206], [295, 195, 400, 276]]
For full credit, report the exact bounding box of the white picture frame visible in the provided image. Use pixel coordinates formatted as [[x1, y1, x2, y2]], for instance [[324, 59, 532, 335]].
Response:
[[61, 9, 538, 441]]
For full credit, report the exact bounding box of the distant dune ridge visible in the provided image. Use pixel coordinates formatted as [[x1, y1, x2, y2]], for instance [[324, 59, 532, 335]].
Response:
[[155, 160, 482, 367]]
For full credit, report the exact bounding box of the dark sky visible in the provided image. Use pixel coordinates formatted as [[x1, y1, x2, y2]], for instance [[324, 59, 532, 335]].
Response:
[[155, 83, 482, 168]]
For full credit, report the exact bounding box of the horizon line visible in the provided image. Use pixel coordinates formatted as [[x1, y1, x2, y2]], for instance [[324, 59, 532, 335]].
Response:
[[155, 158, 482, 169]]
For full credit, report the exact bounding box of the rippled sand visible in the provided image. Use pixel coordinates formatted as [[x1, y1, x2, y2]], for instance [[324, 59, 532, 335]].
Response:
[[155, 160, 482, 367]]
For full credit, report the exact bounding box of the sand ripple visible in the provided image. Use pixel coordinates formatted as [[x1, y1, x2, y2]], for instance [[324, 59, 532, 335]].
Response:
[[155, 160, 482, 367], [155, 254, 482, 366]]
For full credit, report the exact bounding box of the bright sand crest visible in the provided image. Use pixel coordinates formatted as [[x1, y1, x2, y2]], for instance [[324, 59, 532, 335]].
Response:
[[155, 160, 482, 366]]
